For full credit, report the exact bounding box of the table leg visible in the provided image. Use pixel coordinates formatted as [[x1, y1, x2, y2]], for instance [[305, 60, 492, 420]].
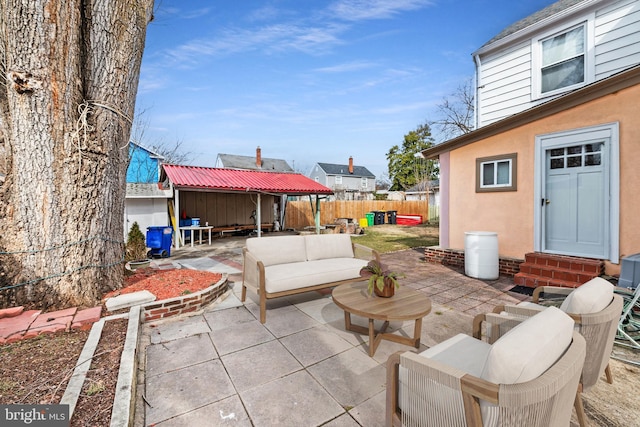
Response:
[[191, 229, 194, 247], [413, 318, 423, 349], [368, 319, 376, 357], [208, 228, 211, 245], [344, 311, 352, 330]]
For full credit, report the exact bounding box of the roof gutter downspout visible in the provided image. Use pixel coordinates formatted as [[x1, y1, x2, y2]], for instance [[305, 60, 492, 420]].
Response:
[[473, 53, 482, 130]]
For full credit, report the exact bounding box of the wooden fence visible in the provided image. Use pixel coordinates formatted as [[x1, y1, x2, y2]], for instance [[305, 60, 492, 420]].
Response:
[[283, 200, 430, 230]]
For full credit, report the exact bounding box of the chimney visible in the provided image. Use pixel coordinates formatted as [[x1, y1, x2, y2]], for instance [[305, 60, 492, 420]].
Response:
[[256, 146, 262, 169], [348, 156, 354, 174]]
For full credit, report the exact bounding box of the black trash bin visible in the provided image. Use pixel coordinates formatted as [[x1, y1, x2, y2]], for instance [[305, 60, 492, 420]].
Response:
[[373, 211, 386, 225], [386, 210, 397, 225]]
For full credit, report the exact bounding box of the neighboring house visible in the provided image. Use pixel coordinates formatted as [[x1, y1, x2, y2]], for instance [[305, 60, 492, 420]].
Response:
[[215, 147, 294, 172], [406, 179, 440, 222], [127, 141, 165, 183], [124, 142, 172, 239], [309, 157, 376, 200], [215, 147, 294, 224], [422, 0, 640, 277]]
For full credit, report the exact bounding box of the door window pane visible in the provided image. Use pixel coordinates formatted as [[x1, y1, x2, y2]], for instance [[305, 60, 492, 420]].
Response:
[[567, 156, 582, 168], [585, 154, 601, 166], [551, 158, 564, 169]]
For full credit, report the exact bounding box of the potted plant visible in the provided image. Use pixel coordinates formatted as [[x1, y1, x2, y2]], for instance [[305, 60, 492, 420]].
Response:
[[125, 222, 150, 270], [360, 260, 404, 297]]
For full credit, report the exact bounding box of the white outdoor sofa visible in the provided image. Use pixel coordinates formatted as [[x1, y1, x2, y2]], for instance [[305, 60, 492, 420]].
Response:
[[241, 233, 380, 323]]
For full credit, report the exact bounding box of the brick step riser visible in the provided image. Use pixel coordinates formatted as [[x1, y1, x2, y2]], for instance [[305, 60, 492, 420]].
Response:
[[514, 273, 585, 289], [518, 264, 599, 283], [523, 253, 602, 274]]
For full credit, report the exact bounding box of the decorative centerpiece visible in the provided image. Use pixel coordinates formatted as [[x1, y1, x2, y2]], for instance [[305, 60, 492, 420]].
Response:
[[360, 260, 404, 298]]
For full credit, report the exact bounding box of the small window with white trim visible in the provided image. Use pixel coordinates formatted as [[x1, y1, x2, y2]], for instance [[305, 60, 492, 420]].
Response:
[[361, 177, 368, 188], [476, 153, 517, 192], [335, 175, 342, 184]]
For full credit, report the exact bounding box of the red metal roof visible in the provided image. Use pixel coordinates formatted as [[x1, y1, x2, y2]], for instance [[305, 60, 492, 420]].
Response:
[[162, 164, 333, 195]]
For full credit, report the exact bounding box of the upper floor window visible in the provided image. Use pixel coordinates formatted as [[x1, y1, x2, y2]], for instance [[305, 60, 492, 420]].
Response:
[[361, 177, 368, 188], [335, 175, 342, 185], [536, 22, 590, 98]]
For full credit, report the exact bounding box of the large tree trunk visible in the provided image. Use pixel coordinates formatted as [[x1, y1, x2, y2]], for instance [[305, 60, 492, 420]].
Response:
[[0, 0, 154, 309]]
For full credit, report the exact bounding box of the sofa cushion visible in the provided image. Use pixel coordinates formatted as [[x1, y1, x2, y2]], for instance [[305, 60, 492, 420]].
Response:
[[559, 277, 614, 314], [304, 234, 354, 261], [481, 306, 574, 385], [246, 235, 307, 267], [263, 258, 367, 293]]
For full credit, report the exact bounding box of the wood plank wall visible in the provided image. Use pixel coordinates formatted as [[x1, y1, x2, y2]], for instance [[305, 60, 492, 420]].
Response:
[[179, 192, 275, 227], [284, 200, 429, 230]]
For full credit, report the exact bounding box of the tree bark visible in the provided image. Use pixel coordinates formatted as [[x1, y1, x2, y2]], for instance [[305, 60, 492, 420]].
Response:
[[0, 0, 154, 308]]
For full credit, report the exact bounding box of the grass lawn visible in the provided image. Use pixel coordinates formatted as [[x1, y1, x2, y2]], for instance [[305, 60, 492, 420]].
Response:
[[351, 223, 439, 253]]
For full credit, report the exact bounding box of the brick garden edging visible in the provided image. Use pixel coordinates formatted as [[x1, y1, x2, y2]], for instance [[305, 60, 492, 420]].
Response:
[[141, 273, 229, 322], [424, 246, 522, 277]]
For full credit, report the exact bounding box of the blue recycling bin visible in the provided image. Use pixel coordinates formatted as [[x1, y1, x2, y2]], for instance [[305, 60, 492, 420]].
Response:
[[146, 226, 173, 258]]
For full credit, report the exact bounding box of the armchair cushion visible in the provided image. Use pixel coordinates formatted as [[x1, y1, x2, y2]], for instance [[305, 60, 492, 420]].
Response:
[[420, 333, 491, 377], [481, 306, 574, 384], [559, 277, 613, 314]]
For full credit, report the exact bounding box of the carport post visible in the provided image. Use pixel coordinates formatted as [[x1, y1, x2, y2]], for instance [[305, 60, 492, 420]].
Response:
[[257, 193, 262, 237], [315, 195, 321, 234]]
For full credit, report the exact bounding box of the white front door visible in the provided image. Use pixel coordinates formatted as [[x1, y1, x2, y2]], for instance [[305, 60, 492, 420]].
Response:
[[535, 124, 619, 261], [544, 141, 607, 257]]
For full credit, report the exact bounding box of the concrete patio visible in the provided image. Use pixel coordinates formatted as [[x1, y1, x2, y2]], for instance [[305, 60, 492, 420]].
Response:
[[133, 237, 640, 426]]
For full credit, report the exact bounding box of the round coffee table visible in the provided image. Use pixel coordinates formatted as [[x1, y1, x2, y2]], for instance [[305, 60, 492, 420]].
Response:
[[332, 281, 432, 356]]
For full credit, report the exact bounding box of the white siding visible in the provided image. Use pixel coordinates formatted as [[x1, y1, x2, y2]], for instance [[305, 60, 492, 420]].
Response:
[[477, 40, 532, 127], [124, 198, 170, 241], [594, 0, 640, 78], [477, 0, 640, 127]]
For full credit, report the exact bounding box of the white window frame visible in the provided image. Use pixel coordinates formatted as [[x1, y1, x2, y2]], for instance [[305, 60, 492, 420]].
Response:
[[361, 177, 368, 188], [531, 17, 595, 100], [476, 153, 517, 193], [335, 175, 342, 185]]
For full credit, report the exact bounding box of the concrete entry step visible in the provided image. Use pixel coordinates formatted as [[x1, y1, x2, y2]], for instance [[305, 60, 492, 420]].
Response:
[[106, 290, 157, 312]]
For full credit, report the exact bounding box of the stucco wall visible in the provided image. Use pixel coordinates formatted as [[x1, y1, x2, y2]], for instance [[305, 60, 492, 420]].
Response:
[[446, 83, 640, 275]]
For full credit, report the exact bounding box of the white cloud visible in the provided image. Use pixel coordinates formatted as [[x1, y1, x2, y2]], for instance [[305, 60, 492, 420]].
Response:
[[329, 0, 433, 21], [246, 5, 281, 22], [313, 60, 377, 73], [164, 23, 347, 64]]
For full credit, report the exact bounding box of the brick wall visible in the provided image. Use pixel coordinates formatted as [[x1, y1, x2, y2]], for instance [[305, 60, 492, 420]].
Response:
[[142, 275, 229, 322], [424, 247, 522, 277]]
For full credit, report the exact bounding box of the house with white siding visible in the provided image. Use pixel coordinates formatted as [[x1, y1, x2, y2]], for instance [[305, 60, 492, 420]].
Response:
[[124, 142, 172, 240], [422, 0, 640, 286], [309, 157, 376, 200], [474, 0, 640, 127]]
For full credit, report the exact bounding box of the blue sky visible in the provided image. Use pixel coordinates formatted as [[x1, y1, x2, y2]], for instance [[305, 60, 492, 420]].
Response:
[[136, 0, 555, 180]]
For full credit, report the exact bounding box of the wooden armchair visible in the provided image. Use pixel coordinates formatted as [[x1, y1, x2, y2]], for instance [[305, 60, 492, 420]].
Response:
[[473, 278, 623, 427], [387, 307, 586, 427]]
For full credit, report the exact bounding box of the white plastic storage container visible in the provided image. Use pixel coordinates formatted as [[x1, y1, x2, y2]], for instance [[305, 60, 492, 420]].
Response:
[[464, 231, 499, 280]]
